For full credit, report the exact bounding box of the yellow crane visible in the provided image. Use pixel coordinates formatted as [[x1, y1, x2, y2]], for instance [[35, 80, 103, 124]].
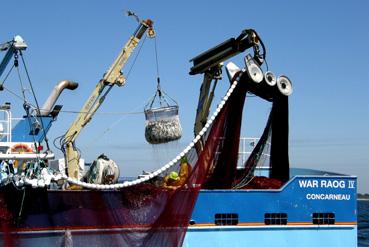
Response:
[[62, 17, 155, 180]]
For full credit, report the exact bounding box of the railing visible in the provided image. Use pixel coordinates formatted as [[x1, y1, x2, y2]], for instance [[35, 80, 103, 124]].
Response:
[[216, 137, 270, 169], [237, 137, 270, 169], [0, 109, 12, 142]]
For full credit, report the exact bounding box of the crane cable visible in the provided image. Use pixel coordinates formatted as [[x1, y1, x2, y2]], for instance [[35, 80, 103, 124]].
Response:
[[14, 56, 43, 167], [0, 63, 33, 103], [145, 35, 179, 110], [79, 32, 148, 151], [13, 53, 44, 207], [63, 71, 242, 189], [125, 34, 147, 81], [19, 51, 51, 151]]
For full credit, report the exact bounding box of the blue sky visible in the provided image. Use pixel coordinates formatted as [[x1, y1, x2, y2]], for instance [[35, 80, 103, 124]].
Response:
[[0, 0, 368, 192]]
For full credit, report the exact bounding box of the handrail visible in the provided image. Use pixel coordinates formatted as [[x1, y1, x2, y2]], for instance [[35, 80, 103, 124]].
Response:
[[0, 109, 12, 142]]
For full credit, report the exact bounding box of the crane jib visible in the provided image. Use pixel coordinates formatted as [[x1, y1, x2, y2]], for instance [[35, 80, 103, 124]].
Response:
[[63, 17, 154, 180]]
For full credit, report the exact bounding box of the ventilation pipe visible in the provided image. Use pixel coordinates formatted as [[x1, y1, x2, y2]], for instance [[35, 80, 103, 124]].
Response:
[[40, 80, 78, 116]]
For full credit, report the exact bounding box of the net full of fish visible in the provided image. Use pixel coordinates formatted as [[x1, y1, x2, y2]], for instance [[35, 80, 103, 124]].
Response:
[[145, 116, 182, 144]]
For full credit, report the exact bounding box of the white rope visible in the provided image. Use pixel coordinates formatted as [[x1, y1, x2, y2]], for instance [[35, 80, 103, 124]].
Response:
[[64, 74, 242, 190]]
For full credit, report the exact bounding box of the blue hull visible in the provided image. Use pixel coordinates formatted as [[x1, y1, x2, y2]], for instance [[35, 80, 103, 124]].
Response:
[[0, 174, 357, 246], [184, 175, 357, 246], [1, 225, 357, 247], [184, 225, 357, 247]]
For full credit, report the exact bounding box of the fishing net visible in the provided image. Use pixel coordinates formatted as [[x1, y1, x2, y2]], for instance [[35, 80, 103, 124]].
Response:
[[232, 91, 289, 189], [0, 80, 238, 246], [232, 115, 272, 189], [0, 74, 289, 246]]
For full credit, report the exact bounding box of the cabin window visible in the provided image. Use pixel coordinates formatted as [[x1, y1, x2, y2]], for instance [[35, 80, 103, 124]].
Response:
[[264, 213, 288, 225], [214, 213, 239, 225], [312, 213, 335, 225]]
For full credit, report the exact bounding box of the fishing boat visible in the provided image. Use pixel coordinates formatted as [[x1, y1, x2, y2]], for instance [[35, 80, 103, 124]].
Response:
[[0, 18, 357, 247]]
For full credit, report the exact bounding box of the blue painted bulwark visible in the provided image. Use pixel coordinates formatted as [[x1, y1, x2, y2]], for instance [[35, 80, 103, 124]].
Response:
[[192, 176, 357, 224], [183, 175, 357, 246]]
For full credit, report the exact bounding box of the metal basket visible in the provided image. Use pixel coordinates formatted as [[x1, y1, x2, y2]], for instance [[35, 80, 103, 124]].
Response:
[[144, 89, 182, 144], [145, 105, 179, 121]]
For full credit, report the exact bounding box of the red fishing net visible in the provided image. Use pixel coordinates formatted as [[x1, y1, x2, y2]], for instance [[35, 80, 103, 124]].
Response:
[[0, 83, 238, 246], [0, 76, 289, 246]]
